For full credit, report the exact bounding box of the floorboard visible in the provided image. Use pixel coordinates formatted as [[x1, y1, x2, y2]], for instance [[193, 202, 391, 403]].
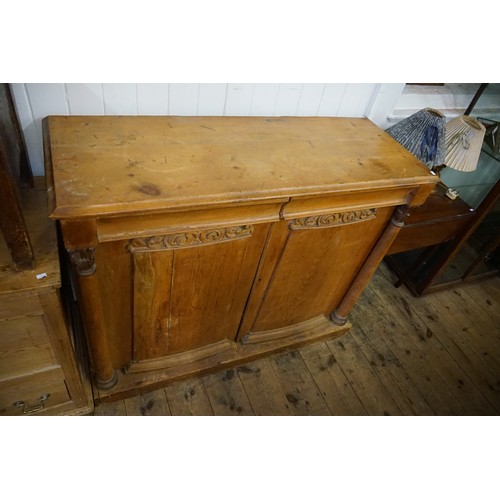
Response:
[[91, 265, 500, 416]]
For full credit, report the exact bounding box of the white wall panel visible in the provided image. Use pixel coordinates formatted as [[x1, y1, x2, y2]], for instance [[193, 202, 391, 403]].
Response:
[[169, 84, 199, 115], [102, 83, 137, 115], [66, 84, 105, 115], [274, 84, 302, 116], [197, 84, 226, 115], [296, 83, 326, 115], [26, 83, 69, 118], [250, 84, 280, 116], [225, 84, 254, 116], [12, 82, 404, 175], [137, 83, 168, 115], [337, 83, 378, 117], [317, 83, 347, 116], [365, 83, 406, 128], [10, 83, 43, 173]]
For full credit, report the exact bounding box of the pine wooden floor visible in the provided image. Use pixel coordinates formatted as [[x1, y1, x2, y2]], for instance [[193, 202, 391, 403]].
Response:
[[93, 263, 500, 416]]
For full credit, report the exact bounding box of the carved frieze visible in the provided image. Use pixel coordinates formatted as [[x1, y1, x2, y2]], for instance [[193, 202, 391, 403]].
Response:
[[290, 209, 378, 230], [128, 225, 254, 252]]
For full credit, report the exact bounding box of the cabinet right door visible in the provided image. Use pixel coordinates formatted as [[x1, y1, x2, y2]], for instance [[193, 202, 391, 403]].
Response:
[[239, 206, 394, 341]]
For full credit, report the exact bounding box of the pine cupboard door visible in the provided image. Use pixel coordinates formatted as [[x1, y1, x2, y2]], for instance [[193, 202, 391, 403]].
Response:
[[239, 206, 394, 341], [127, 223, 269, 371]]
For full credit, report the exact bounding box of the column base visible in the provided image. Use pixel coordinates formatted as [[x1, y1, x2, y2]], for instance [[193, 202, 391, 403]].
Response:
[[330, 311, 348, 326], [95, 370, 118, 390]]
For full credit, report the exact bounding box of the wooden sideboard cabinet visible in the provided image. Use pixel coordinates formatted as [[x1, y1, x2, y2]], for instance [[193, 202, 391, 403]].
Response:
[[43, 116, 437, 402]]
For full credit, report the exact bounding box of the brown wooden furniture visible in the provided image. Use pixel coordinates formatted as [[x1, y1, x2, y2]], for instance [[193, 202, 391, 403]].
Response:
[[0, 181, 93, 415], [0, 83, 34, 270], [386, 182, 476, 255], [385, 178, 500, 295], [43, 115, 437, 403], [0, 84, 93, 416]]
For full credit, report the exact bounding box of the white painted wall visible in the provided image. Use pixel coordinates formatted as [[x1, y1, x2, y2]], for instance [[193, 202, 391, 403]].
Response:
[[10, 83, 405, 176]]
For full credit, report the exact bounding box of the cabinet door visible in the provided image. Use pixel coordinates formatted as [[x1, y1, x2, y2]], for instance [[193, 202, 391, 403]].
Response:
[[129, 223, 268, 366], [239, 207, 393, 341]]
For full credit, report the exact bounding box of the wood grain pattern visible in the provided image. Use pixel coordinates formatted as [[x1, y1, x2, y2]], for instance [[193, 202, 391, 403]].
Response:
[[270, 350, 331, 416], [166, 230, 265, 354], [327, 333, 403, 416], [202, 368, 254, 416], [164, 377, 214, 416], [133, 251, 172, 360], [369, 269, 493, 415], [124, 388, 171, 416], [250, 209, 391, 332], [0, 315, 59, 380], [45, 116, 435, 219], [298, 341, 367, 415], [354, 275, 466, 415], [235, 359, 294, 415]]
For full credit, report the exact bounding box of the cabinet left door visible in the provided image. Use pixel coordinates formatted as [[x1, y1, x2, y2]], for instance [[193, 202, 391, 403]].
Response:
[[111, 223, 270, 372]]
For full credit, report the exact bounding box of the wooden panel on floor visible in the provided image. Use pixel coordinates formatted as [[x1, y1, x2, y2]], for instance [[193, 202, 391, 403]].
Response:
[[202, 368, 255, 416], [235, 358, 294, 416], [164, 377, 214, 416], [93, 400, 127, 416], [414, 294, 500, 413], [326, 333, 403, 416], [461, 281, 500, 325], [370, 268, 496, 415], [124, 388, 171, 416], [352, 283, 460, 415], [380, 263, 500, 409], [298, 342, 367, 415], [348, 310, 435, 416], [269, 350, 331, 416], [446, 288, 500, 351]]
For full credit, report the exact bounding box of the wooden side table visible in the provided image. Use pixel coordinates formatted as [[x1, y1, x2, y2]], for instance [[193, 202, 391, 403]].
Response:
[[385, 179, 500, 295]]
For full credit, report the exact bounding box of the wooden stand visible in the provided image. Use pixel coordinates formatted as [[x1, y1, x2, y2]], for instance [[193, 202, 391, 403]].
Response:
[[43, 116, 437, 403]]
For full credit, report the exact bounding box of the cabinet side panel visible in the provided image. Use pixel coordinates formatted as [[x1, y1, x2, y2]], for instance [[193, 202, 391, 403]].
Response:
[[250, 207, 393, 332]]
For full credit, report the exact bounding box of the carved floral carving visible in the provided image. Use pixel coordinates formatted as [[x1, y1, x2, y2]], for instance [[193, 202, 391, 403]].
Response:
[[69, 247, 96, 276], [128, 225, 254, 252], [290, 209, 378, 229]]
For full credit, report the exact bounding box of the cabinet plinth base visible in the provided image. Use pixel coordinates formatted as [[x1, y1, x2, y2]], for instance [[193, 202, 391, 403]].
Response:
[[92, 315, 351, 404]]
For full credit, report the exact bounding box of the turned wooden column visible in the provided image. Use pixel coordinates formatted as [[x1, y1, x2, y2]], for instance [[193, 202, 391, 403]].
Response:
[[331, 205, 410, 325], [61, 220, 118, 390], [68, 247, 117, 389]]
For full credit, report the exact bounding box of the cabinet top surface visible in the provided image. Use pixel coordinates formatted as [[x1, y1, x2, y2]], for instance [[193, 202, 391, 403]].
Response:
[[44, 116, 436, 218]]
